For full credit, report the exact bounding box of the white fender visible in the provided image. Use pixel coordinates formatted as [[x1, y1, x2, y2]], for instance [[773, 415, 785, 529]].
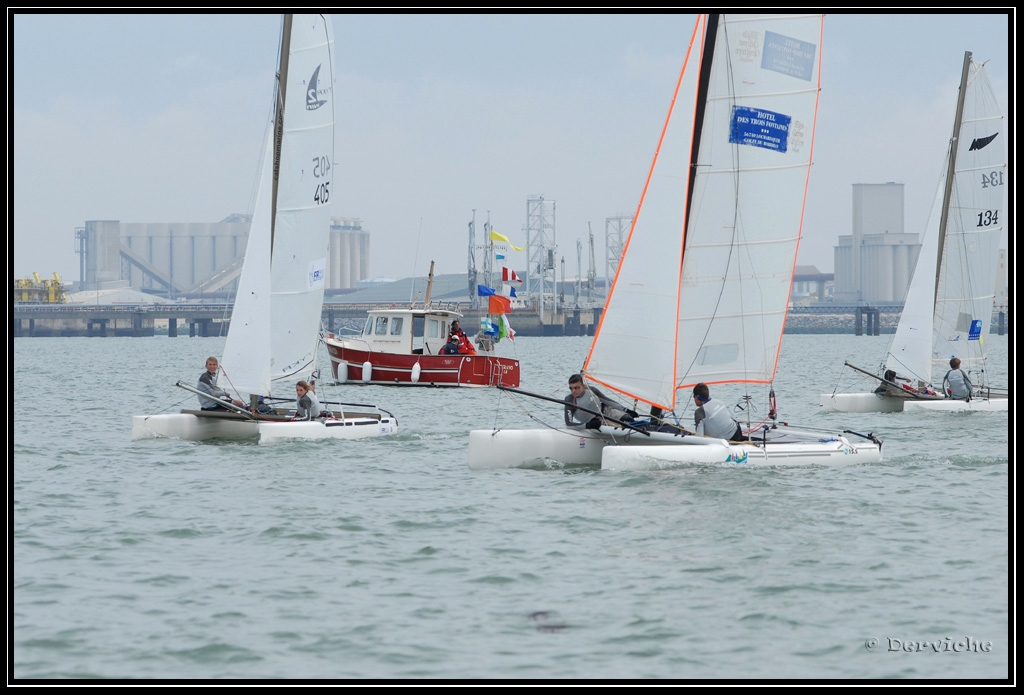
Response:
[[336, 360, 348, 384], [362, 361, 373, 382], [411, 361, 421, 383]]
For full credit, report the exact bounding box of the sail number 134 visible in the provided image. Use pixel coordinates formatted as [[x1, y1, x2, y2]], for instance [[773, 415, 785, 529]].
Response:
[[976, 210, 999, 227], [313, 155, 331, 205]]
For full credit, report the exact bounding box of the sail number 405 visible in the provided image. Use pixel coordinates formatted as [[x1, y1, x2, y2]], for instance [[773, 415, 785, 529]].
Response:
[[313, 155, 331, 205]]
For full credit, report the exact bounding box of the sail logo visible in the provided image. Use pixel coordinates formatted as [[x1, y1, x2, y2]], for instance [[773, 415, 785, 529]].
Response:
[[306, 65, 329, 111], [969, 133, 998, 151], [730, 105, 791, 153], [761, 31, 816, 81], [308, 258, 326, 289], [726, 449, 748, 464]]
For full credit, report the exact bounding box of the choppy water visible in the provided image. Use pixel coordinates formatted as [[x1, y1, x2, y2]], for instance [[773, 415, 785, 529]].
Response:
[[13, 334, 1009, 680]]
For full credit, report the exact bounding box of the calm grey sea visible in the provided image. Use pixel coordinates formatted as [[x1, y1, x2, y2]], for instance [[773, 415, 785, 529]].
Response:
[[12, 333, 1010, 680]]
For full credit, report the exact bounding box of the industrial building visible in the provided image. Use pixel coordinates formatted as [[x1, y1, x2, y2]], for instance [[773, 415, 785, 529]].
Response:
[[75, 215, 370, 297], [832, 183, 921, 305]]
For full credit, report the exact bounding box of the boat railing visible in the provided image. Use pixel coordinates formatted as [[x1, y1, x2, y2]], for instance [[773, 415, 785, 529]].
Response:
[[326, 334, 372, 351]]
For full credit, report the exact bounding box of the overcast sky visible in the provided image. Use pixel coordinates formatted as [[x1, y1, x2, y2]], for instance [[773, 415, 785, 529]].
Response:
[[11, 11, 1011, 285]]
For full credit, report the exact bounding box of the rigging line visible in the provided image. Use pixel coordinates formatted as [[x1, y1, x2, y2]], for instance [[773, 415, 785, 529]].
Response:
[[501, 391, 629, 443], [678, 16, 747, 395], [149, 389, 197, 417], [217, 364, 249, 405], [720, 18, 749, 395]]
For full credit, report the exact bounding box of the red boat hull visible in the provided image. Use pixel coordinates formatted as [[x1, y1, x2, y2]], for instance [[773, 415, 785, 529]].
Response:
[[325, 342, 520, 387]]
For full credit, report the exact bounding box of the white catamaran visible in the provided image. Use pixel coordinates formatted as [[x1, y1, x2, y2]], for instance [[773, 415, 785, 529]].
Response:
[[133, 14, 398, 443], [820, 52, 1008, 414], [469, 14, 883, 471]]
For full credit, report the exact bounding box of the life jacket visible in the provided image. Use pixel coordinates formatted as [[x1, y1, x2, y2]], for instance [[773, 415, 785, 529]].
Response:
[[696, 399, 739, 440], [567, 388, 602, 426], [452, 330, 476, 355], [297, 391, 322, 420], [945, 368, 970, 399]]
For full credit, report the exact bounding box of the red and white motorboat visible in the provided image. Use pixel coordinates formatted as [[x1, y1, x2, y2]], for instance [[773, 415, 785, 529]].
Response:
[[323, 306, 520, 387]]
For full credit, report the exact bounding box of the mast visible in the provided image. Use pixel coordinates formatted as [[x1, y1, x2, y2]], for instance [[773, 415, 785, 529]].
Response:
[[684, 13, 719, 241], [467, 211, 478, 309], [271, 14, 293, 257], [423, 260, 435, 307], [933, 51, 971, 311], [587, 223, 596, 304]]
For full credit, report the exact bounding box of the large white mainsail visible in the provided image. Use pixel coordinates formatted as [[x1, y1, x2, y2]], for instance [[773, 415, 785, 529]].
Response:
[[221, 14, 335, 397], [887, 54, 1004, 389], [585, 14, 822, 409]]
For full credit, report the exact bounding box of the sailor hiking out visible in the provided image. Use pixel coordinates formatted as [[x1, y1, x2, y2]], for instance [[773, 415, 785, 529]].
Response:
[[563, 374, 638, 429]]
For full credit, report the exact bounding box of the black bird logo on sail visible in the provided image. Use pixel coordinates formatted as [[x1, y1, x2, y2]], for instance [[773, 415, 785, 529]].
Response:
[[968, 133, 998, 151]]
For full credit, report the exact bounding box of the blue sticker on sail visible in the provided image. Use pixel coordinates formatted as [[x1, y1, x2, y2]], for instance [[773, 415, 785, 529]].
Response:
[[969, 319, 982, 340], [729, 106, 791, 152], [761, 31, 816, 81], [308, 258, 326, 289]]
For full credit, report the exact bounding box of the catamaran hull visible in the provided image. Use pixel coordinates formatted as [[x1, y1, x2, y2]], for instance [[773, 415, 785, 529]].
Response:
[[469, 427, 882, 470], [326, 342, 520, 388], [132, 414, 260, 441], [469, 428, 711, 468], [819, 393, 907, 413], [820, 392, 1007, 413], [468, 428, 666, 468], [602, 437, 881, 471], [132, 413, 398, 443], [903, 398, 1008, 413]]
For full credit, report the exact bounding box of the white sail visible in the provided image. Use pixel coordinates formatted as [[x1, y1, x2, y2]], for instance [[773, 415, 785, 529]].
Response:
[[887, 55, 1004, 387], [583, 16, 704, 410], [220, 132, 275, 397], [931, 58, 1004, 380], [886, 181, 943, 383], [269, 14, 335, 386], [217, 14, 335, 397], [585, 14, 822, 409]]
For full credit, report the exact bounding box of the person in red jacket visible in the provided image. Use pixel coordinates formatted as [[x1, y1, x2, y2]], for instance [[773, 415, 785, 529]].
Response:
[[448, 320, 477, 355]]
